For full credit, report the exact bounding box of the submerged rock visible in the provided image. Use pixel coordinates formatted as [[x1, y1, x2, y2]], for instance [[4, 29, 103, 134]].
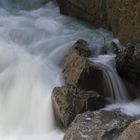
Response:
[[117, 120, 140, 140], [52, 85, 106, 127], [64, 111, 134, 140]]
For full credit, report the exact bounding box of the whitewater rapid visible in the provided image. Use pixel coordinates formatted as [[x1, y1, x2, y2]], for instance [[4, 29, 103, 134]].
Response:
[[0, 1, 114, 140], [1, 0, 140, 139]]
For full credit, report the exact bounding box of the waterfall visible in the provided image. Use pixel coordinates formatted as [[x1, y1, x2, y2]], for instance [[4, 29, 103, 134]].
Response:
[[90, 55, 129, 103]]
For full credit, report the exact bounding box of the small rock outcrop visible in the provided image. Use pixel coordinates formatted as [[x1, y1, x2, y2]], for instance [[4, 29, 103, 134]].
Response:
[[117, 120, 140, 140], [64, 111, 134, 140], [52, 85, 106, 127]]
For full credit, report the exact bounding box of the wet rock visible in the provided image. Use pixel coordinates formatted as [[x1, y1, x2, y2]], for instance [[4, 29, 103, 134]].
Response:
[[64, 111, 134, 140], [52, 85, 106, 127], [62, 54, 103, 91], [61, 39, 91, 64], [57, 0, 110, 29], [61, 40, 117, 101], [117, 120, 140, 140], [61, 40, 100, 90], [116, 42, 140, 87]]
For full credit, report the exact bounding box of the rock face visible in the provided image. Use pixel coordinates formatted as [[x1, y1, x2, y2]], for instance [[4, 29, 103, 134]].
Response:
[[116, 43, 140, 86], [57, 0, 110, 29], [117, 120, 140, 140], [64, 111, 133, 140], [52, 85, 106, 127], [107, 0, 140, 45], [57, 0, 140, 45]]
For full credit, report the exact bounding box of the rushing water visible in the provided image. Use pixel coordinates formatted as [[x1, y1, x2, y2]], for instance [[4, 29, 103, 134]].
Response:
[[0, 0, 139, 140], [90, 55, 129, 103], [0, 1, 114, 140]]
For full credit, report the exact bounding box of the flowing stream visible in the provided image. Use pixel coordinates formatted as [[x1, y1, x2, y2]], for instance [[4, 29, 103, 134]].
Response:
[[0, 1, 114, 140], [0, 0, 139, 140]]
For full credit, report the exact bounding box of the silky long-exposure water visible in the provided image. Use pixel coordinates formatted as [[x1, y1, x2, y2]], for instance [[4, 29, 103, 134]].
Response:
[[1, 0, 140, 140], [0, 1, 114, 140]]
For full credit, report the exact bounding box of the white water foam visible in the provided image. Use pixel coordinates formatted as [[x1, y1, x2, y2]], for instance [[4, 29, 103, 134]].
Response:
[[104, 98, 140, 117]]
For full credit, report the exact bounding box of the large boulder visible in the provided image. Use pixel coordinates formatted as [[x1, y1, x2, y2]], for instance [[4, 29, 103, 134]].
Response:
[[107, 0, 140, 45], [61, 40, 100, 90], [61, 40, 114, 100], [57, 0, 110, 29], [117, 120, 140, 140], [61, 40, 92, 89], [64, 111, 134, 140], [52, 85, 106, 127]]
